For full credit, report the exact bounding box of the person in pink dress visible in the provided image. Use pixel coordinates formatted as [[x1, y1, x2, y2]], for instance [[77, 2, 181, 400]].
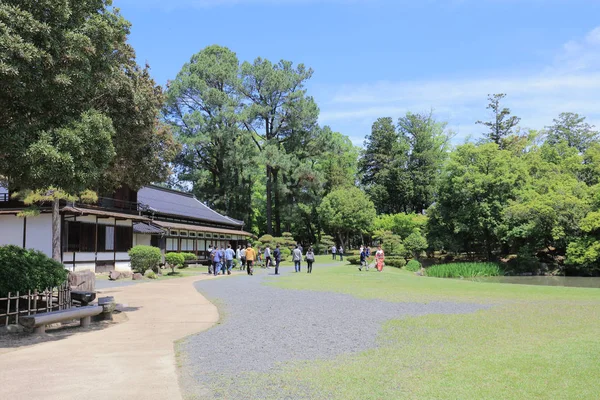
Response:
[[375, 246, 385, 272]]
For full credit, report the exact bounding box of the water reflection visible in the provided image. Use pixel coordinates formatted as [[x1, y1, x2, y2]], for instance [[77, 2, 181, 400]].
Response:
[[469, 276, 600, 289]]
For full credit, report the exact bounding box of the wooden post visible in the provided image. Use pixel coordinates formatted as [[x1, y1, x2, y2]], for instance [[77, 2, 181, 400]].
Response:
[[6, 292, 10, 327], [15, 291, 19, 325]]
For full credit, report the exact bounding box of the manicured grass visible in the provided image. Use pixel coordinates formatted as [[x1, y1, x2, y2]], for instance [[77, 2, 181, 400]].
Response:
[[260, 265, 600, 399], [426, 262, 503, 278]]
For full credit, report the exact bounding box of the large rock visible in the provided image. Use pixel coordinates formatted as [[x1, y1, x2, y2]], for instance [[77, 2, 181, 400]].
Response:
[[132, 273, 143, 280], [109, 271, 121, 281], [68, 271, 95, 292]]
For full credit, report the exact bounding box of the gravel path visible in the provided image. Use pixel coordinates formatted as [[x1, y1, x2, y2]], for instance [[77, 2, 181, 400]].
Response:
[[179, 264, 488, 399]]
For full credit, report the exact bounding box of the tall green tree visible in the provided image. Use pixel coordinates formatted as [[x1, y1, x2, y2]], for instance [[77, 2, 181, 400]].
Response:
[[165, 45, 257, 225], [318, 187, 376, 249], [476, 94, 521, 147], [359, 117, 409, 214], [398, 111, 451, 213], [0, 0, 176, 260], [427, 143, 528, 259], [239, 58, 319, 235], [545, 112, 599, 154]]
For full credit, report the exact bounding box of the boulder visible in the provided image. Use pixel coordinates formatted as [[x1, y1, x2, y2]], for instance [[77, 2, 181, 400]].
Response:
[[132, 273, 143, 280], [109, 271, 121, 281], [68, 270, 96, 292]]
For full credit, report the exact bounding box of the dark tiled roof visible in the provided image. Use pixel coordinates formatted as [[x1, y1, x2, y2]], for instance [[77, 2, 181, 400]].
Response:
[[133, 222, 165, 235], [138, 186, 243, 228]]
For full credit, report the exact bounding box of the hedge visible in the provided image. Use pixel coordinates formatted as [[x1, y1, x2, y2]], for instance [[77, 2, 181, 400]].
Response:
[[0, 245, 68, 296]]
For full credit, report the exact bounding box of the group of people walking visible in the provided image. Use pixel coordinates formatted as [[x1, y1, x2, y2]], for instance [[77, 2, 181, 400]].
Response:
[[208, 242, 385, 277], [208, 243, 317, 276], [358, 245, 385, 272]]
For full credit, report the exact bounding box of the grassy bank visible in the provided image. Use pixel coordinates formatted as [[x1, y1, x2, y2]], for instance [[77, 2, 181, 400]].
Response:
[[259, 266, 600, 399]]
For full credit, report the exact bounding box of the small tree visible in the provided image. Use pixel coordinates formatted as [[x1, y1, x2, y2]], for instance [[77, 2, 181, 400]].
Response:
[[128, 246, 162, 274], [404, 231, 428, 259], [165, 252, 185, 275]]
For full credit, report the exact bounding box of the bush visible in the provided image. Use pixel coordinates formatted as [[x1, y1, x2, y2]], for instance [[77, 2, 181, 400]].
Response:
[[144, 270, 158, 279], [180, 252, 197, 268], [0, 245, 68, 296], [405, 259, 422, 272], [347, 256, 360, 265], [165, 252, 185, 274], [385, 257, 406, 269], [128, 245, 162, 274], [426, 262, 503, 278]]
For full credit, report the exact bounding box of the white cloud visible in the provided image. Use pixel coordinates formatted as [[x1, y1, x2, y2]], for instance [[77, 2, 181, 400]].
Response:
[[318, 26, 600, 144]]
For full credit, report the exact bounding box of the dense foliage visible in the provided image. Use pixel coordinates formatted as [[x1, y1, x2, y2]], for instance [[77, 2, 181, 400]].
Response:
[[405, 259, 422, 272], [0, 246, 68, 295], [128, 246, 162, 274], [425, 263, 503, 278]]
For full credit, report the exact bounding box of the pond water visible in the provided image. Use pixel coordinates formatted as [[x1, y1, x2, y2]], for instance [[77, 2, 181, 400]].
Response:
[[469, 276, 600, 289]]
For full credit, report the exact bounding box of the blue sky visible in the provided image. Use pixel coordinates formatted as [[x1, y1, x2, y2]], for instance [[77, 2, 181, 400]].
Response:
[[116, 0, 600, 144]]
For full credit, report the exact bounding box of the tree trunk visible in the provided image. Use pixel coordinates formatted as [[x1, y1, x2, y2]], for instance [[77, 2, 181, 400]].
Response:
[[266, 165, 273, 235], [52, 198, 61, 262], [273, 169, 281, 236]]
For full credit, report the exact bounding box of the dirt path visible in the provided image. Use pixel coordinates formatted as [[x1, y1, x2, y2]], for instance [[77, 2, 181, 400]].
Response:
[[0, 274, 220, 400]]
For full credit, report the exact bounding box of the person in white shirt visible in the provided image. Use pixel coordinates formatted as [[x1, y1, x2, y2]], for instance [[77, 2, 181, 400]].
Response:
[[264, 245, 272, 268], [240, 246, 247, 270], [292, 245, 303, 272], [331, 245, 337, 260], [236, 246, 242, 269]]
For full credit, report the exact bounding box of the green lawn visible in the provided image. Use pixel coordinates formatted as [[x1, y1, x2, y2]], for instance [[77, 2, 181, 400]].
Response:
[[258, 265, 600, 399]]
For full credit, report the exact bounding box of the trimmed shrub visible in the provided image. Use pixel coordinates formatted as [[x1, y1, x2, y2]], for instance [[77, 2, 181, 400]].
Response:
[[347, 256, 361, 265], [426, 262, 503, 278], [165, 252, 185, 274], [0, 245, 68, 296], [405, 259, 422, 272], [385, 257, 406, 269], [128, 245, 162, 274], [180, 252, 197, 268]]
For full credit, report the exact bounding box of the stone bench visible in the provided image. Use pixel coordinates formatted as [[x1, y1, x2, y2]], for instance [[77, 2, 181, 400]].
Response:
[[19, 306, 103, 334]]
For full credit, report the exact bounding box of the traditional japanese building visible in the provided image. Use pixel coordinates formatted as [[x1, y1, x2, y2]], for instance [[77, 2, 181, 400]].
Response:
[[0, 185, 251, 272]]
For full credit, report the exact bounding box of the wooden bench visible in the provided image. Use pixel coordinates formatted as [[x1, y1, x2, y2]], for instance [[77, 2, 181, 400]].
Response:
[[19, 306, 103, 334]]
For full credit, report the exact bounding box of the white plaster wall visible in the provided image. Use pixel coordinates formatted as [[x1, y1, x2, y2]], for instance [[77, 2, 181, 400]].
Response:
[[97, 253, 115, 261], [0, 215, 24, 247], [116, 219, 132, 227], [75, 252, 96, 262], [115, 252, 129, 260], [77, 215, 100, 224], [115, 262, 131, 272], [134, 234, 151, 246], [74, 263, 96, 272], [24, 214, 52, 257]]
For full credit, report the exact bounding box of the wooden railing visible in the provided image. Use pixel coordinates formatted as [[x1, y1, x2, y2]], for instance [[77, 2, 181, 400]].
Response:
[[0, 283, 71, 326]]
